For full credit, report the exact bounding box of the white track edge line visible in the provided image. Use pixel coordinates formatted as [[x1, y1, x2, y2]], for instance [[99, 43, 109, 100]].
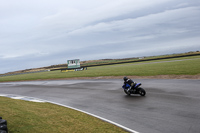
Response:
[[0, 94, 139, 133], [46, 101, 139, 133]]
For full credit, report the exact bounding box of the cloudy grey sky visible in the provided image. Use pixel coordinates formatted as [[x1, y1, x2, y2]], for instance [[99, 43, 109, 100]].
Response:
[[0, 0, 200, 74]]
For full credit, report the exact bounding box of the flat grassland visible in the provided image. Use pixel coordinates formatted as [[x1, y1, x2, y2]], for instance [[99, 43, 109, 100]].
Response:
[[0, 55, 200, 82]]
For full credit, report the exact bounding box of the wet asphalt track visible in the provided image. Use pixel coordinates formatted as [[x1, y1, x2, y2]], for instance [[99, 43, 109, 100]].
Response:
[[0, 79, 200, 133]]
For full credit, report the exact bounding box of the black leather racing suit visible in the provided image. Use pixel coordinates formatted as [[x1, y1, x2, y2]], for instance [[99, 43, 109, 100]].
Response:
[[124, 79, 135, 90]]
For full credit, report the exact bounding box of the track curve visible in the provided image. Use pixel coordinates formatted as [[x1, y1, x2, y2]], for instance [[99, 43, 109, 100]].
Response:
[[0, 79, 200, 133]]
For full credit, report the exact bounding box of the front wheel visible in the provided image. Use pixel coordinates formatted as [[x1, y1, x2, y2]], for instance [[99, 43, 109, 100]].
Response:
[[138, 88, 146, 96], [124, 90, 131, 96]]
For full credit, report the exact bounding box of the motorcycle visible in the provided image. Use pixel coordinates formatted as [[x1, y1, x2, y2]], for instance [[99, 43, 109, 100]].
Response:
[[122, 82, 146, 96]]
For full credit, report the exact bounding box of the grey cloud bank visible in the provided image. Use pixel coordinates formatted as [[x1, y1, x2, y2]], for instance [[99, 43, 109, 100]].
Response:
[[0, 0, 200, 74]]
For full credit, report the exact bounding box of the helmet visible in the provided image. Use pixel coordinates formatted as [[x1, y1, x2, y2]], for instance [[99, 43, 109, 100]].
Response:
[[123, 76, 128, 81]]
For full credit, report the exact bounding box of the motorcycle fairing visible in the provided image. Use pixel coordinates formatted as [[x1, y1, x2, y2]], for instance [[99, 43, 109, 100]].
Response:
[[122, 83, 131, 89], [134, 83, 142, 88]]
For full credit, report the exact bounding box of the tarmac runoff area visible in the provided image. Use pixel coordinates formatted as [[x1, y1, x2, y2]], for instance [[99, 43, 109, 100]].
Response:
[[0, 79, 200, 133]]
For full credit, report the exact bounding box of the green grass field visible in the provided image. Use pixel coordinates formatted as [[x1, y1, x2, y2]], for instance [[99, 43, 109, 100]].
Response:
[[0, 97, 127, 133], [81, 52, 200, 66], [0, 56, 200, 82]]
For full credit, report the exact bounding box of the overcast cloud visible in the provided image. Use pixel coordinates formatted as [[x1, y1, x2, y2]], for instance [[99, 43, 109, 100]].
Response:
[[0, 0, 200, 74]]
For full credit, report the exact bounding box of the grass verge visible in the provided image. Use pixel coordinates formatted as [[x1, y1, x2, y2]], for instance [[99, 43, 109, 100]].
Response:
[[0, 56, 200, 82], [0, 97, 127, 133]]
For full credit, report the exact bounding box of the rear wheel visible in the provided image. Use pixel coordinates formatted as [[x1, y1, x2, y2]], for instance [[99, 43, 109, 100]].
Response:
[[139, 88, 146, 96]]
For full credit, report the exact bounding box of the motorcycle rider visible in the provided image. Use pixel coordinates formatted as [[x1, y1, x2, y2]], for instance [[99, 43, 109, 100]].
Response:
[[123, 77, 135, 93]]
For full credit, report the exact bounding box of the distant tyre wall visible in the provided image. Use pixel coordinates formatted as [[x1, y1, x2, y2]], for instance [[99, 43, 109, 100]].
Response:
[[0, 117, 8, 133]]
